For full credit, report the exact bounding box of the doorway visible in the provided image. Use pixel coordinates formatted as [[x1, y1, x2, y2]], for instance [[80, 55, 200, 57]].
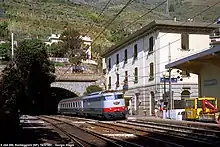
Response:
[[150, 91, 155, 115], [135, 93, 140, 115]]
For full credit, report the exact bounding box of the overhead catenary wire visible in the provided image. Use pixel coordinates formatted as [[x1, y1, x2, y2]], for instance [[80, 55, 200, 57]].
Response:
[[57, 1, 220, 80], [106, 19, 220, 88], [106, 17, 220, 76], [54, 0, 113, 78], [56, 0, 170, 79], [85, 0, 112, 36], [91, 0, 220, 46], [55, 0, 169, 78], [92, 0, 168, 46], [91, 0, 134, 46], [54, 0, 112, 78], [157, 1, 220, 40], [124, 0, 167, 29], [56, 0, 134, 79], [100, 0, 220, 49], [108, 46, 211, 78]]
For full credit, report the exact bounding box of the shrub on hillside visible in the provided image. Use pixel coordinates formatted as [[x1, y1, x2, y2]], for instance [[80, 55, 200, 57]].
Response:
[[85, 85, 102, 95]]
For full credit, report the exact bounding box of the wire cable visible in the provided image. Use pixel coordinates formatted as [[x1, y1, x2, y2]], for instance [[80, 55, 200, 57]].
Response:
[[124, 0, 167, 29], [85, 0, 112, 36], [56, 2, 219, 80], [91, 0, 134, 46], [156, 1, 220, 40], [106, 17, 220, 76], [106, 18, 219, 89], [55, 0, 166, 78], [107, 46, 211, 78], [56, 0, 134, 79]]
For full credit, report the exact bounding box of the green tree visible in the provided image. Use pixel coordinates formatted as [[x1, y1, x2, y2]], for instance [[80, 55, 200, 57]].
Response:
[[0, 39, 55, 135], [0, 39, 55, 115], [0, 42, 11, 61], [0, 21, 9, 40], [169, 4, 175, 12], [46, 43, 59, 57], [108, 25, 131, 43], [59, 28, 84, 55], [85, 85, 103, 95], [14, 39, 55, 114], [0, 61, 22, 134], [57, 27, 87, 64]]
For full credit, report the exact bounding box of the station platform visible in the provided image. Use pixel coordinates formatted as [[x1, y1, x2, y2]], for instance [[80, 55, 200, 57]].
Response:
[[2, 115, 66, 144], [127, 115, 220, 130]]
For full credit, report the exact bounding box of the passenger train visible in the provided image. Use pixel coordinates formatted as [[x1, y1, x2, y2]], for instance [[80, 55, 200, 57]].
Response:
[[57, 91, 128, 120]]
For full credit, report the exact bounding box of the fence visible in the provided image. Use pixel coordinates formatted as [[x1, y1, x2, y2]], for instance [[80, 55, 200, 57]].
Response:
[[49, 57, 69, 63]]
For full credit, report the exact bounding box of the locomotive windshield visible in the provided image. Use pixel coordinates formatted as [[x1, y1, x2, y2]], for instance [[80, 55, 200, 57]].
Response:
[[115, 94, 123, 99], [104, 94, 124, 100]]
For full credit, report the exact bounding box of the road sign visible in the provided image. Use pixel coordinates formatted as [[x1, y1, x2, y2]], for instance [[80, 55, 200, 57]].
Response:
[[160, 77, 177, 83], [123, 85, 128, 90]]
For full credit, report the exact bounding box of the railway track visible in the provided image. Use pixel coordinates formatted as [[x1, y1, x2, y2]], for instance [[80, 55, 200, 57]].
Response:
[[52, 115, 187, 147], [126, 119, 220, 137], [55, 115, 220, 147], [39, 116, 143, 147], [89, 122, 219, 147], [132, 117, 220, 130], [114, 120, 220, 146]]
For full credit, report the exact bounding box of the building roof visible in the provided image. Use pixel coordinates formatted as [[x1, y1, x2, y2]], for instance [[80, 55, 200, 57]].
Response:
[[102, 20, 220, 57], [165, 45, 220, 74]]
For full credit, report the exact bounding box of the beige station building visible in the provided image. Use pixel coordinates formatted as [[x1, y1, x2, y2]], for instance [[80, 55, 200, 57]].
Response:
[[102, 19, 219, 116]]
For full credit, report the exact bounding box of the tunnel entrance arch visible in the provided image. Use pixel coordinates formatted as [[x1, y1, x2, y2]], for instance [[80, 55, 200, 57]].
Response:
[[48, 87, 79, 114]]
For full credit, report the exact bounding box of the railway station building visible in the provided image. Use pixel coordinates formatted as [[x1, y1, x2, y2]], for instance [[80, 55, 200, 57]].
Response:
[[102, 19, 219, 116], [165, 40, 220, 110]]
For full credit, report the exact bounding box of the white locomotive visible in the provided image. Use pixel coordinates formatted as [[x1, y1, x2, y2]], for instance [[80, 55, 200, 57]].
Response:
[[57, 90, 128, 120]]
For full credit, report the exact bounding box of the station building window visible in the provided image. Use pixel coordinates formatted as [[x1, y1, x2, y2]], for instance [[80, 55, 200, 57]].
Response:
[[108, 76, 111, 89], [134, 67, 138, 83], [181, 33, 189, 50], [124, 49, 127, 63], [134, 44, 138, 59], [149, 62, 154, 81], [108, 58, 111, 69], [116, 54, 119, 65], [149, 36, 154, 53]]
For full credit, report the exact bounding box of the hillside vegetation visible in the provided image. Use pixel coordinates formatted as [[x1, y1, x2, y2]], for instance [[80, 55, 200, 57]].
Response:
[[0, 0, 220, 49]]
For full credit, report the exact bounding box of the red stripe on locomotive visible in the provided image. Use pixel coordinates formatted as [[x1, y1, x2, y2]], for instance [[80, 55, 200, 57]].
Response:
[[104, 106, 127, 112]]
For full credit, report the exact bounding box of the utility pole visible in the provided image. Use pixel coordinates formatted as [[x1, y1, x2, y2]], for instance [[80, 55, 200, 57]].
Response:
[[11, 32, 14, 59], [163, 74, 166, 100], [168, 42, 172, 118], [166, 0, 169, 17], [169, 69, 172, 109]]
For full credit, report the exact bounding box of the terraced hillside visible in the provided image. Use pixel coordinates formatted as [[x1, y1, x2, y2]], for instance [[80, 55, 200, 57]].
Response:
[[0, 0, 219, 49]]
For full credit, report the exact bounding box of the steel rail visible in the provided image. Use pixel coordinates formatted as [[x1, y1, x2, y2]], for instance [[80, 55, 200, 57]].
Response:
[[40, 115, 143, 147]]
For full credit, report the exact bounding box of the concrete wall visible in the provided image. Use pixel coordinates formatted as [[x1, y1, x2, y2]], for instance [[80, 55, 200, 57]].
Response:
[[51, 81, 96, 96], [200, 64, 220, 109], [124, 83, 198, 116], [158, 33, 210, 85]]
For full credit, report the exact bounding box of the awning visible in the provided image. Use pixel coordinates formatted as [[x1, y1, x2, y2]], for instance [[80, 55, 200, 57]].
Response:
[[165, 45, 220, 74], [124, 95, 133, 99]]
